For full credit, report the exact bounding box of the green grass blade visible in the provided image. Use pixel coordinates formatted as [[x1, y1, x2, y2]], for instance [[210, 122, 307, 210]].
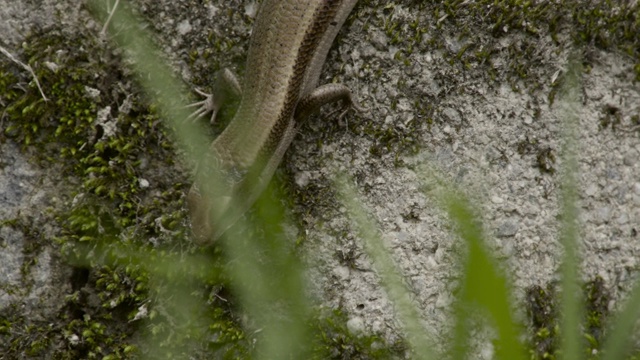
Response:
[[336, 174, 436, 360], [438, 189, 527, 360], [221, 184, 312, 359], [87, 1, 311, 358], [557, 51, 583, 360], [599, 278, 640, 359], [86, 0, 246, 241], [86, 0, 209, 160]]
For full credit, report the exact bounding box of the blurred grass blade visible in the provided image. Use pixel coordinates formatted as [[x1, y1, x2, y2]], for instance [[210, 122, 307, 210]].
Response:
[[87, 0, 312, 358], [86, 0, 245, 241], [87, 0, 209, 159], [434, 185, 526, 360], [67, 240, 222, 283], [66, 236, 225, 357], [599, 278, 640, 359], [556, 51, 583, 360], [336, 174, 436, 360], [220, 183, 312, 359]]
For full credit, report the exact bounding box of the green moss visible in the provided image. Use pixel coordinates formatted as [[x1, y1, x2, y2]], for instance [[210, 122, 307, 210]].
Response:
[[310, 309, 407, 359], [2, 1, 639, 358], [424, 0, 640, 96], [0, 25, 251, 358], [526, 277, 640, 359]]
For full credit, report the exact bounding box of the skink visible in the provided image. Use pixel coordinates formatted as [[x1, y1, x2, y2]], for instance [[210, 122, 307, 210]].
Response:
[[188, 0, 362, 243]]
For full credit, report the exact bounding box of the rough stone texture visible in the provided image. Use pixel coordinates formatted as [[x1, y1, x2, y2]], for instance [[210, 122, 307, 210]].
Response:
[[0, 140, 71, 322], [1, 0, 639, 357]]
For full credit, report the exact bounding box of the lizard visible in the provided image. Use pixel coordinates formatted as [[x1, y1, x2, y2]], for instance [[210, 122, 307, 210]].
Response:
[[187, 0, 362, 243]]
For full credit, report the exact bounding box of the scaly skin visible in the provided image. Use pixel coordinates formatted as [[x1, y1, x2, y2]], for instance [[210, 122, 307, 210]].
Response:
[[188, 0, 361, 243]]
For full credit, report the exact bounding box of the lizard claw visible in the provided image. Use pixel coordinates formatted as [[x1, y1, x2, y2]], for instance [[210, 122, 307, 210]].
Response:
[[186, 88, 219, 125], [186, 69, 242, 125]]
